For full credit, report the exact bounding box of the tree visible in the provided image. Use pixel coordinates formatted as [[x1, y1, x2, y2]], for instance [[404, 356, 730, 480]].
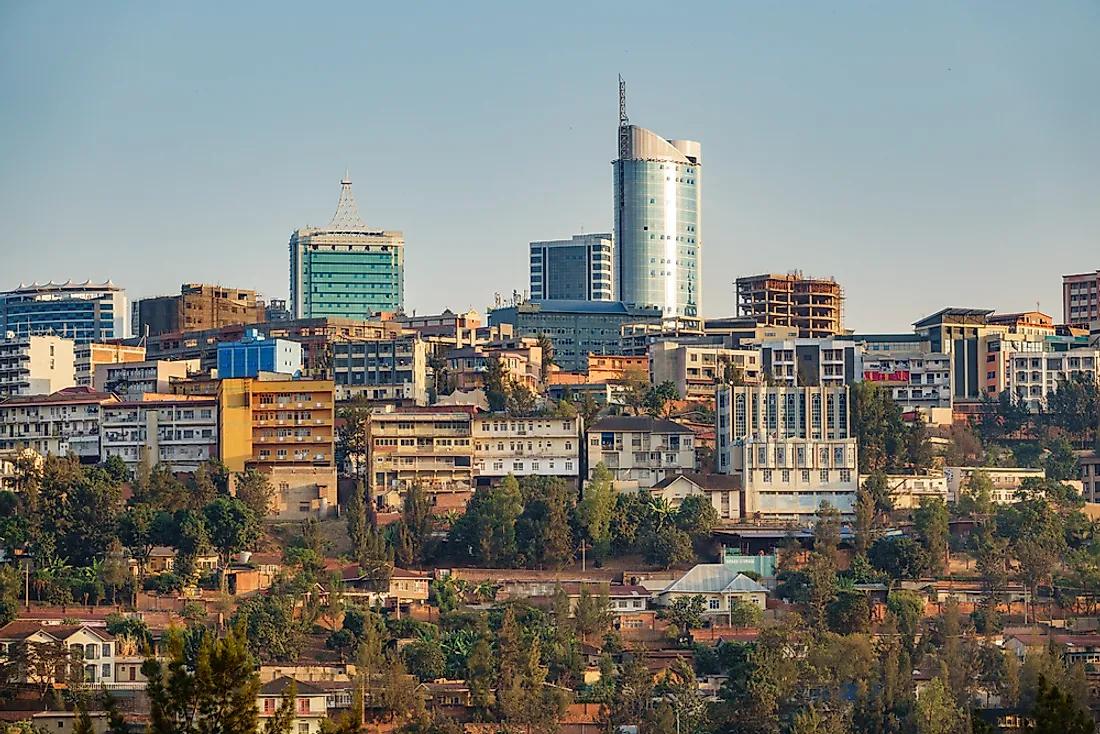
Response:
[[728, 598, 763, 628], [913, 497, 949, 575], [484, 356, 508, 412], [912, 677, 961, 734], [646, 381, 679, 419], [203, 497, 260, 592], [466, 623, 495, 713], [506, 380, 538, 417], [1044, 437, 1080, 481], [574, 584, 612, 643], [403, 635, 446, 681], [1031, 674, 1095, 734], [336, 395, 370, 476], [957, 470, 994, 516], [186, 460, 226, 509], [233, 468, 275, 519], [886, 590, 925, 641], [658, 595, 706, 639], [677, 494, 720, 537], [517, 477, 574, 570], [448, 475, 523, 567], [576, 392, 601, 429], [576, 463, 616, 561], [73, 705, 96, 734], [813, 501, 842, 567], [854, 486, 877, 555], [262, 679, 297, 734], [642, 525, 694, 569], [871, 536, 930, 580], [392, 482, 435, 569], [536, 332, 555, 378], [621, 368, 652, 416], [233, 594, 304, 663], [346, 479, 367, 563]]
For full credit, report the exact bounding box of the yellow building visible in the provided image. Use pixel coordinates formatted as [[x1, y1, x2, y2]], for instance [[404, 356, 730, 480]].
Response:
[[216, 375, 336, 520]]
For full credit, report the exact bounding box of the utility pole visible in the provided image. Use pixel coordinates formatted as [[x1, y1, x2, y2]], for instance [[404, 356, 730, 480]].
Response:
[[578, 541, 590, 572]]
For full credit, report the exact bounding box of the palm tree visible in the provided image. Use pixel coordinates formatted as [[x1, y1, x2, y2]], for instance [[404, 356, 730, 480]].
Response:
[[435, 510, 461, 531], [648, 497, 677, 532], [472, 580, 497, 604]]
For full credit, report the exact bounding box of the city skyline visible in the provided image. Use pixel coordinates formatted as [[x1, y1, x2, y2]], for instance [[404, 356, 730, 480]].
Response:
[[1, 2, 1098, 332]]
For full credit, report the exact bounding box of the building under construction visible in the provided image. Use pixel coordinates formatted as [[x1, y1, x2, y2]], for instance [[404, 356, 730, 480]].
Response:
[[135, 284, 266, 337], [735, 272, 844, 338]]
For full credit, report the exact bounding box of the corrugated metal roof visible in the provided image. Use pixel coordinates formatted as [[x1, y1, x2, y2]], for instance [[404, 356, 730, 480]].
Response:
[[660, 565, 769, 595]]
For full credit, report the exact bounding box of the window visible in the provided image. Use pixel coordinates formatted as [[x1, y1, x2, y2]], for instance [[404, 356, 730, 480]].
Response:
[[840, 469, 852, 483], [709, 599, 720, 610], [802, 470, 811, 483], [820, 469, 829, 484], [763, 469, 773, 483], [102, 643, 111, 658], [298, 699, 311, 714], [781, 470, 790, 483], [298, 725, 310, 734], [102, 663, 111, 679]]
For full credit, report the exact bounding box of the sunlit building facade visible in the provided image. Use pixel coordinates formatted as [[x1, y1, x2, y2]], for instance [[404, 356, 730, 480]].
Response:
[[613, 126, 701, 317]]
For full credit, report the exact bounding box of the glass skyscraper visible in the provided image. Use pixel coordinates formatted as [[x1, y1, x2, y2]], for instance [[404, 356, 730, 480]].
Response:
[[613, 126, 701, 317], [0, 280, 129, 343], [289, 174, 405, 319]]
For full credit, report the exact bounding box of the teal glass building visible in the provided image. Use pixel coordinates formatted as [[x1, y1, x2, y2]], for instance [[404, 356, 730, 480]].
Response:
[[290, 174, 405, 319], [613, 126, 701, 318]]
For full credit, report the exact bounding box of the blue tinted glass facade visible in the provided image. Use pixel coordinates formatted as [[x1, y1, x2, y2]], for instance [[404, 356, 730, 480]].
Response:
[[0, 289, 125, 343], [614, 127, 701, 317]]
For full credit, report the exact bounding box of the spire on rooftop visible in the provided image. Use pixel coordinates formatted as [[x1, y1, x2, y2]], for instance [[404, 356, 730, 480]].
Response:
[[327, 171, 368, 230]]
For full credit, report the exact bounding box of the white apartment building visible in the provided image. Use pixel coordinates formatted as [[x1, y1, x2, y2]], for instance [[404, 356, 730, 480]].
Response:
[[1009, 348, 1099, 411], [74, 343, 146, 386], [943, 466, 1046, 504], [0, 622, 125, 687], [861, 352, 952, 409], [472, 415, 580, 485], [0, 387, 118, 459], [757, 338, 862, 387], [93, 358, 199, 399], [586, 416, 695, 489], [649, 342, 762, 399], [716, 384, 859, 523], [859, 473, 948, 510], [100, 396, 217, 472], [0, 334, 75, 398]]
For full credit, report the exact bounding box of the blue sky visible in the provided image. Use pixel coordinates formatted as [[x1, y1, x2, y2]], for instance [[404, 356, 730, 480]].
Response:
[[1, 1, 1097, 331]]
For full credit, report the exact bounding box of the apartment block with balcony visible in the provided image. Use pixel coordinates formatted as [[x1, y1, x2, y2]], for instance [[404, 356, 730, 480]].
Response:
[[0, 334, 76, 398], [715, 384, 859, 523], [1009, 348, 1099, 411], [93, 358, 200, 399], [0, 387, 118, 459], [585, 416, 695, 489], [333, 335, 428, 405], [649, 342, 762, 400], [218, 376, 336, 519], [861, 352, 952, 409], [758, 338, 861, 387], [1079, 455, 1100, 504], [859, 473, 948, 510], [472, 415, 580, 485], [367, 407, 476, 505], [446, 338, 543, 392], [100, 396, 217, 472], [74, 343, 146, 386]]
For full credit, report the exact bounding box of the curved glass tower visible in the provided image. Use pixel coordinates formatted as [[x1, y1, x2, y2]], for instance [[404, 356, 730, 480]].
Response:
[[614, 125, 701, 317]]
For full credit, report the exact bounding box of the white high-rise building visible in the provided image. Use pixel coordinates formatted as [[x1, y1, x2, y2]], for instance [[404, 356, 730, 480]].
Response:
[[0, 334, 76, 398], [529, 234, 614, 302]]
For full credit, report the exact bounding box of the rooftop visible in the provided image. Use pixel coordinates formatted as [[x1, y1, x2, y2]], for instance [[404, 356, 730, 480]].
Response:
[[589, 416, 693, 435], [912, 308, 995, 328], [660, 566, 769, 596], [651, 473, 742, 491]]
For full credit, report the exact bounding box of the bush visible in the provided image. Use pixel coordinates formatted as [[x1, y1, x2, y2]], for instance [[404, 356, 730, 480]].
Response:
[[181, 601, 208, 623], [143, 573, 183, 595]]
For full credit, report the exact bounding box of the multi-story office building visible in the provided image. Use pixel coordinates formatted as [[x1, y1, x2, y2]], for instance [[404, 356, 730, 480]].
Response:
[[613, 91, 701, 317], [861, 352, 952, 409], [472, 415, 581, 486], [715, 385, 859, 522], [735, 273, 844, 339], [859, 473, 948, 510], [217, 376, 336, 520], [74, 343, 146, 387], [289, 173, 405, 319], [1063, 270, 1100, 328], [0, 281, 128, 343], [332, 335, 428, 405], [93, 358, 199, 399], [619, 315, 705, 357], [0, 334, 75, 398], [217, 331, 303, 379], [100, 396, 217, 472], [366, 407, 476, 503], [912, 308, 1009, 402], [264, 298, 292, 323], [987, 311, 1057, 337], [529, 234, 614, 302], [0, 387, 119, 459], [134, 317, 405, 374], [488, 300, 662, 371], [585, 416, 695, 489], [134, 284, 266, 338], [1009, 348, 1099, 411], [705, 317, 800, 348], [758, 338, 862, 387], [649, 342, 762, 400]]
